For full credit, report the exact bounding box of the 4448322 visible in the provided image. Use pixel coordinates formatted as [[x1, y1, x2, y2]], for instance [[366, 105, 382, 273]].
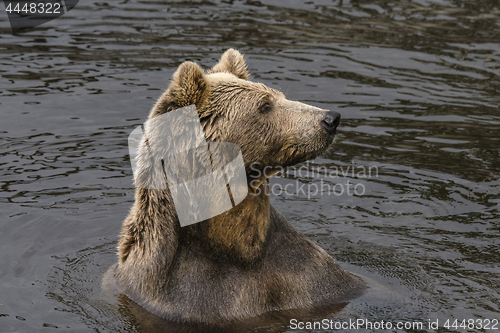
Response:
[[5, 1, 63, 15], [444, 319, 498, 330]]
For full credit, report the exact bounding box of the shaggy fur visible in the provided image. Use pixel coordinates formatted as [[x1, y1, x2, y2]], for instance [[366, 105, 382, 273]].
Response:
[[111, 49, 365, 324]]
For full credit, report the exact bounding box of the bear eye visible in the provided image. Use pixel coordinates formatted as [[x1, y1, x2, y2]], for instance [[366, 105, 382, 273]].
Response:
[[259, 102, 272, 114]]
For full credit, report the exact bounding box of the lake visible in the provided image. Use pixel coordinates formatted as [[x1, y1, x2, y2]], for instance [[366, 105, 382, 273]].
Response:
[[0, 0, 499, 332]]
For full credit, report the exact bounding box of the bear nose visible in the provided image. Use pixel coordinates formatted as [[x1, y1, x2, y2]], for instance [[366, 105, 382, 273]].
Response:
[[321, 111, 341, 134]]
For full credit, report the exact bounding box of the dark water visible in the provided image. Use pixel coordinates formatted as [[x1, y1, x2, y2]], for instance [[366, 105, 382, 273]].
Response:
[[1, 0, 499, 332]]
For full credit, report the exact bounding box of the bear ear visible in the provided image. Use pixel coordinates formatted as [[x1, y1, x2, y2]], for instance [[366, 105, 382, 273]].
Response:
[[169, 61, 210, 108], [208, 49, 250, 80]]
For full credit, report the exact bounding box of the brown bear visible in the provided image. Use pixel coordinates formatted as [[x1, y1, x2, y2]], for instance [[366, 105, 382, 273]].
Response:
[[109, 49, 365, 325]]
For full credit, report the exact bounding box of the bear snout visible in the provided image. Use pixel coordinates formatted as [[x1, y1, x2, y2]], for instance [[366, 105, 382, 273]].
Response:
[[321, 111, 341, 135]]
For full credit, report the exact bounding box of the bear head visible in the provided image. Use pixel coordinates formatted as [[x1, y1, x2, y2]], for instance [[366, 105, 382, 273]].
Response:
[[149, 49, 340, 188]]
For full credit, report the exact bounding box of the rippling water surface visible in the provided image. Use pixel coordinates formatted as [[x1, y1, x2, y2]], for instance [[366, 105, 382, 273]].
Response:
[[1, 1, 499, 332]]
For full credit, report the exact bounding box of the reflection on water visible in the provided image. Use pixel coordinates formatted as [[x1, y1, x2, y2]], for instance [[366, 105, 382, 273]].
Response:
[[0, 0, 498, 332]]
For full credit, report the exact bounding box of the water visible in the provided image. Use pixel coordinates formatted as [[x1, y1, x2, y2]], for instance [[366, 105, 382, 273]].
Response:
[[0, 0, 499, 332]]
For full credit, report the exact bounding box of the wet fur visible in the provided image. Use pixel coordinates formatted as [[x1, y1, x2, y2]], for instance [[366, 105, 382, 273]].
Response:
[[112, 49, 365, 324]]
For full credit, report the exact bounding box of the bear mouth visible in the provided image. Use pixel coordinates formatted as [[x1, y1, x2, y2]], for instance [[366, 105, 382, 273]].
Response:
[[303, 133, 336, 157], [280, 134, 336, 169]]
